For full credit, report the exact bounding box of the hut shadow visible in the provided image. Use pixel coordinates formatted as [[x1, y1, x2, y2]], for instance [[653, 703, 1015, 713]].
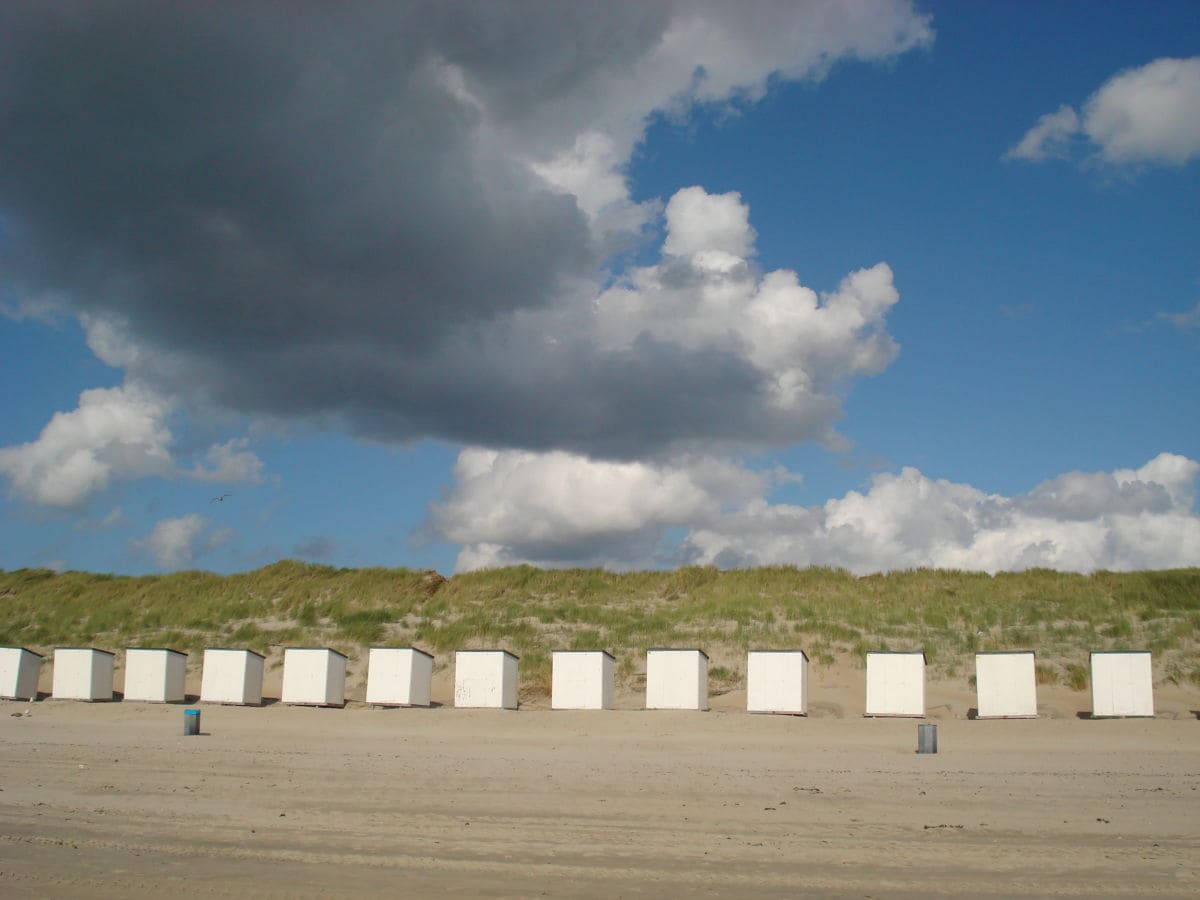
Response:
[[1075, 711, 1094, 720], [1190, 710, 1200, 720], [111, 690, 125, 701], [260, 696, 281, 707], [184, 694, 201, 705], [966, 707, 979, 720]]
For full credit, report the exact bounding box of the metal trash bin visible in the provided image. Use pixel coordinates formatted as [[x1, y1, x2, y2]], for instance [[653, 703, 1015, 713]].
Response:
[[917, 722, 937, 754], [184, 708, 201, 736]]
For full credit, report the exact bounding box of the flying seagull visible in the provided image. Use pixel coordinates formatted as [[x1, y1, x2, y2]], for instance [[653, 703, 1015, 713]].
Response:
[[210, 493, 232, 503]]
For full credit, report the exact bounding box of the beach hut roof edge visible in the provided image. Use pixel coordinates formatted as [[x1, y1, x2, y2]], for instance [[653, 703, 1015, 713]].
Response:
[[0, 646, 44, 657], [369, 646, 434, 659], [125, 647, 187, 657], [552, 649, 616, 660], [55, 647, 115, 656], [976, 649, 1035, 657], [647, 647, 709, 659], [286, 646, 348, 659], [866, 650, 927, 663], [456, 649, 519, 659], [205, 647, 267, 659], [1090, 649, 1150, 656], [748, 649, 809, 659]]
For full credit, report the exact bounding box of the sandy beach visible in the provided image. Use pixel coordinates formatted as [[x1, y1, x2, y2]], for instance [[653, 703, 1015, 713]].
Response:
[[1, 662, 1198, 898]]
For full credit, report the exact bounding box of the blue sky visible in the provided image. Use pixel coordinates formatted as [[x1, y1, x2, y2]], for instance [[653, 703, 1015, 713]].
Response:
[[1, 1, 1197, 576]]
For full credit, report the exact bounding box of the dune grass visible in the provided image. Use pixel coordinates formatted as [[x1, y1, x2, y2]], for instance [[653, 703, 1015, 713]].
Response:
[[1, 562, 1198, 695]]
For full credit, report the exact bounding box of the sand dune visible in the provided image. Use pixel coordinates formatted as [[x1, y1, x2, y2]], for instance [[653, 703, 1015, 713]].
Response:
[[2, 667, 1199, 897]]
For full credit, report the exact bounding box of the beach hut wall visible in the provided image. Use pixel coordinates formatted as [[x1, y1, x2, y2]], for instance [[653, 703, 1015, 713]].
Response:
[[365, 647, 434, 707], [551, 650, 615, 710], [974, 651, 1037, 719], [746, 650, 809, 715], [645, 649, 709, 711], [453, 650, 519, 709], [281, 648, 348, 707], [200, 648, 266, 706], [52, 647, 115, 701], [1090, 651, 1154, 718], [864, 651, 926, 717], [123, 648, 188, 703], [0, 647, 43, 701]]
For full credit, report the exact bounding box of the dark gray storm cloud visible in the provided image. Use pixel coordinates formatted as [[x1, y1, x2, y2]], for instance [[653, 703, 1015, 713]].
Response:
[[2, 3, 593, 343], [0, 1, 928, 458]]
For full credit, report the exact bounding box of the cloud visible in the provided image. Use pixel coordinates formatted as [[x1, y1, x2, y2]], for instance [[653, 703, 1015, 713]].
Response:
[[662, 186, 757, 258], [432, 447, 768, 571], [0, 384, 174, 507], [1157, 302, 1200, 331], [1084, 57, 1200, 165], [1117, 300, 1200, 335], [531, 187, 902, 455], [189, 438, 264, 484], [0, 382, 265, 507], [1008, 57, 1200, 166], [1004, 105, 1080, 161], [130, 514, 209, 570], [437, 450, 1200, 574], [688, 453, 1200, 573], [76, 185, 902, 460], [0, 2, 930, 459]]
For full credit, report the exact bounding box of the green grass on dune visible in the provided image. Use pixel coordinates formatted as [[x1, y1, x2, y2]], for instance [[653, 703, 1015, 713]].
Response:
[[1, 562, 1198, 694]]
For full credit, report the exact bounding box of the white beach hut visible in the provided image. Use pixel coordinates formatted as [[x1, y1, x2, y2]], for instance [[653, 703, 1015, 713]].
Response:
[[0, 647, 43, 700], [746, 649, 809, 715], [200, 648, 265, 706], [1090, 650, 1154, 718], [864, 651, 926, 717], [52, 647, 115, 701], [551, 650, 615, 710], [453, 649, 519, 709], [645, 649, 708, 711], [123, 648, 188, 703], [365, 647, 434, 707], [281, 647, 347, 707], [974, 651, 1037, 719]]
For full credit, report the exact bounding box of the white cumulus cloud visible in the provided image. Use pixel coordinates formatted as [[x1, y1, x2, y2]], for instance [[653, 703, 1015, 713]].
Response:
[[1004, 104, 1080, 161], [662, 186, 758, 259], [577, 186, 899, 450], [1008, 57, 1200, 167], [0, 384, 174, 507], [0, 382, 266, 508], [1084, 57, 1200, 165], [189, 438, 265, 485], [690, 453, 1200, 573], [433, 448, 769, 571], [437, 450, 1200, 575], [130, 514, 209, 570]]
